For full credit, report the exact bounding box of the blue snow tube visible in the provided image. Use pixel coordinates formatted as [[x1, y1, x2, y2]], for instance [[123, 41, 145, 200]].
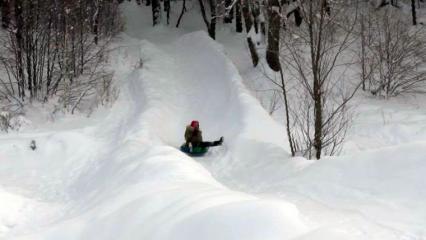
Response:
[[180, 144, 208, 156]]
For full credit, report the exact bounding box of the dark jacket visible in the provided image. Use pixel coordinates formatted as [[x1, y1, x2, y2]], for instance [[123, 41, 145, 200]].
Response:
[[185, 125, 203, 145]]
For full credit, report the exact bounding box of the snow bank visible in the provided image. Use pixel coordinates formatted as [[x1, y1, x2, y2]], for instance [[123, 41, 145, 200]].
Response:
[[0, 188, 28, 237], [285, 142, 426, 235], [207, 136, 426, 238]]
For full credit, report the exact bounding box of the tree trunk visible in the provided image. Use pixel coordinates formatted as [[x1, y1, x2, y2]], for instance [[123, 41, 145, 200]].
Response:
[[208, 0, 216, 39], [311, 1, 326, 160], [251, 0, 260, 34], [360, 14, 366, 91], [242, 0, 259, 67], [198, 0, 214, 39], [259, 0, 266, 38], [152, 0, 161, 25], [164, 0, 170, 25], [1, 0, 11, 29], [313, 80, 323, 160], [311, 3, 323, 159], [241, 0, 252, 32], [322, 0, 330, 15], [266, 0, 281, 72], [411, 0, 417, 25], [94, 1, 100, 45], [224, 0, 233, 23], [294, 7, 303, 26], [176, 0, 187, 27], [280, 69, 296, 156], [235, 0, 243, 32], [14, 0, 25, 99]]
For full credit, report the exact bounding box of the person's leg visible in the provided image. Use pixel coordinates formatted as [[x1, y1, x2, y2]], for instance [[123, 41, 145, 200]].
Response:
[[212, 136, 223, 146], [199, 141, 214, 148], [200, 137, 223, 148]]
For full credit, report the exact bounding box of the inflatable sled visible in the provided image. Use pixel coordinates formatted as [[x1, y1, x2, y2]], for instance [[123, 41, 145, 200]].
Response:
[[180, 144, 209, 157]]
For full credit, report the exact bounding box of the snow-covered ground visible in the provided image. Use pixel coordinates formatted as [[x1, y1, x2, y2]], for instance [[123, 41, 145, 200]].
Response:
[[0, 2, 425, 240]]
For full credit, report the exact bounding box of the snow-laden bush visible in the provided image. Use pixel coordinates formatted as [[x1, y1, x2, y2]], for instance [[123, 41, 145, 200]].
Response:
[[58, 73, 119, 114], [0, 112, 11, 132], [0, 111, 31, 132]]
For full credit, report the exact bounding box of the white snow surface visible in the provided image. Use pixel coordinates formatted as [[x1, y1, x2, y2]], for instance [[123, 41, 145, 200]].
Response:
[[0, 2, 425, 240]]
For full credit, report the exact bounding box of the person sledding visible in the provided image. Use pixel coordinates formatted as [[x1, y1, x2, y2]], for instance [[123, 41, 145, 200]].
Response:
[[181, 120, 223, 155]]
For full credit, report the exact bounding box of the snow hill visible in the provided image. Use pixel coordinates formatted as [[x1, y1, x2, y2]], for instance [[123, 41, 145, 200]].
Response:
[[0, 29, 307, 240], [0, 2, 425, 240]]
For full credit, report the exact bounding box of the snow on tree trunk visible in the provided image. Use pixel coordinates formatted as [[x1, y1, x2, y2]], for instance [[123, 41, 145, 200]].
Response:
[[152, 0, 161, 26], [242, 0, 259, 67], [224, 0, 234, 23]]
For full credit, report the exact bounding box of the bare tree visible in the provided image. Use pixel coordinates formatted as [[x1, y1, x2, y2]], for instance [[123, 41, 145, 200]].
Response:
[[360, 7, 426, 97], [0, 0, 122, 113], [277, 0, 360, 159]]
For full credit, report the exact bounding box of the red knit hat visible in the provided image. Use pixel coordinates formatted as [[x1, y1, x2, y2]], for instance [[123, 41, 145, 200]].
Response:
[[190, 120, 199, 128]]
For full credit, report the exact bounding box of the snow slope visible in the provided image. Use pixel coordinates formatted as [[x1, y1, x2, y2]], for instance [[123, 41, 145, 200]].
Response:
[[0, 2, 425, 240], [0, 29, 307, 240]]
